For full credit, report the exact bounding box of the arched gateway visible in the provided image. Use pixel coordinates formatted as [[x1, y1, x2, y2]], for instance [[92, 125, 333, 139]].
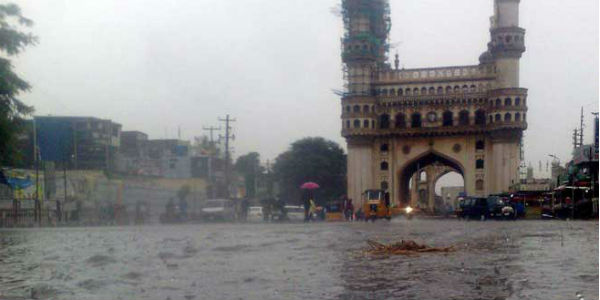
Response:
[[340, 0, 527, 210]]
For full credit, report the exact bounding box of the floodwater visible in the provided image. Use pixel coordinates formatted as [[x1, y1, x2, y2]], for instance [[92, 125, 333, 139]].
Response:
[[0, 219, 597, 300]]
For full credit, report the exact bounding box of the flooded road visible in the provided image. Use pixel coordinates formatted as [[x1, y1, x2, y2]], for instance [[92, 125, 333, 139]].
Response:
[[0, 219, 597, 300]]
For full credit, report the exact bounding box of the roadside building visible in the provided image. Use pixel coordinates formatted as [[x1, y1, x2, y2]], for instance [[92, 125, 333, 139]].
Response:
[[19, 116, 122, 171]]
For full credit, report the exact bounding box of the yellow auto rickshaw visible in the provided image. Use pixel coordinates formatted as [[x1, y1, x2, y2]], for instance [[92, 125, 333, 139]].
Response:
[[362, 189, 392, 222]]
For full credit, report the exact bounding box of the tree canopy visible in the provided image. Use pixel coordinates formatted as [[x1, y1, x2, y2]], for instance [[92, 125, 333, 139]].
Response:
[[234, 152, 264, 198], [273, 137, 346, 205], [0, 3, 37, 166]]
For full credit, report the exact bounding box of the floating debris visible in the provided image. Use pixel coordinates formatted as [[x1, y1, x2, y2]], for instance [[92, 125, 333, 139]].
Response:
[[364, 240, 454, 256]]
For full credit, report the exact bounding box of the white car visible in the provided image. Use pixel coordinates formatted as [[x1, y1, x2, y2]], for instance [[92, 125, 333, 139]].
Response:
[[200, 199, 235, 221], [284, 205, 305, 222], [247, 206, 264, 222]]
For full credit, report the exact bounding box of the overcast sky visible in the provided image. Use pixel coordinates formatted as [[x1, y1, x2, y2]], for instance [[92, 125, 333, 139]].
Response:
[[13, 0, 599, 182]]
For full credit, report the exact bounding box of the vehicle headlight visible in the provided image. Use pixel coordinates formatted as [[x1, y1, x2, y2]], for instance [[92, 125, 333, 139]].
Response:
[[405, 206, 413, 214]]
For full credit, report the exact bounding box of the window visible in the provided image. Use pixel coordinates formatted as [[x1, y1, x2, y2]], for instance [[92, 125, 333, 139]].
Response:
[[446, 86, 452, 94], [504, 98, 512, 106], [346, 120, 350, 128], [363, 120, 369, 128], [515, 112, 521, 121], [382, 89, 388, 96], [454, 85, 460, 93], [476, 140, 485, 150], [476, 180, 484, 190], [429, 87, 435, 95], [381, 181, 389, 190], [379, 114, 390, 129], [462, 85, 468, 92], [380, 144, 389, 152], [515, 98, 521, 106], [346, 106, 351, 113], [353, 105, 360, 113], [504, 113, 511, 122], [363, 105, 370, 113], [443, 111, 453, 126], [395, 113, 406, 128], [459, 110, 470, 126], [353, 120, 360, 128], [496, 98, 501, 106], [437, 87, 443, 95], [389, 89, 395, 96], [380, 161, 389, 171], [411, 113, 422, 128], [495, 113, 501, 122], [475, 110, 486, 126], [470, 85, 476, 92], [476, 159, 484, 169], [413, 88, 419, 95], [489, 115, 493, 123], [398, 89, 403, 95], [421, 87, 427, 95], [405, 88, 411, 95], [371, 120, 375, 128]]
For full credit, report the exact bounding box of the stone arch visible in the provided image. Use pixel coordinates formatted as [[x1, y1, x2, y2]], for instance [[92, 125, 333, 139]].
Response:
[[458, 110, 470, 126], [475, 109, 486, 126], [398, 150, 466, 206], [411, 112, 422, 128], [395, 113, 406, 128], [442, 111, 453, 126], [379, 114, 390, 129]]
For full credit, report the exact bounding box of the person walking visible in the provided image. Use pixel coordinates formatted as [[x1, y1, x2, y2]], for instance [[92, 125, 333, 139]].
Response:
[[303, 193, 311, 222], [345, 199, 354, 221]]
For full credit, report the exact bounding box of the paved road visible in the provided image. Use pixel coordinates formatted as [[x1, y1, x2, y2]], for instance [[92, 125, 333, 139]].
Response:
[[0, 219, 597, 300]]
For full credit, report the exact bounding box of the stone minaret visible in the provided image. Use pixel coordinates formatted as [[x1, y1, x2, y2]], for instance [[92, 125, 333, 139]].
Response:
[[488, 0, 528, 193]]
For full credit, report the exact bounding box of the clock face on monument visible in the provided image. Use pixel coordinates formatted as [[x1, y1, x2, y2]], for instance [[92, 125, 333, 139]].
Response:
[[427, 112, 437, 123]]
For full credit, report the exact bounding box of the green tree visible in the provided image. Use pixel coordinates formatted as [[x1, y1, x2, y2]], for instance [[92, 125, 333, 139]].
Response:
[[273, 137, 346, 205], [234, 152, 264, 198], [0, 3, 37, 166]]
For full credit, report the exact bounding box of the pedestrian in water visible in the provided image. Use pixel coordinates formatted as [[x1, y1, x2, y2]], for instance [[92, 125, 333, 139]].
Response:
[[303, 192, 311, 222], [345, 199, 354, 221], [309, 198, 317, 222]]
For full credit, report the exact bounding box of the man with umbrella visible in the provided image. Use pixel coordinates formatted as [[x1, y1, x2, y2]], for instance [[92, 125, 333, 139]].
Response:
[[301, 182, 319, 222]]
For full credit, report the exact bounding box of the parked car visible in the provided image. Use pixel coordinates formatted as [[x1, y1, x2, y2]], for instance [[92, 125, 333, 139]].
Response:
[[487, 196, 516, 220], [271, 205, 305, 222], [284, 205, 305, 222], [457, 197, 489, 220], [247, 206, 264, 222], [199, 199, 235, 221]]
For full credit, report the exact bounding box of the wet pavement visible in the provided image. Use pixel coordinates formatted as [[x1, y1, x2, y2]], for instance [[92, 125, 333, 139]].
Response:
[[0, 219, 597, 300]]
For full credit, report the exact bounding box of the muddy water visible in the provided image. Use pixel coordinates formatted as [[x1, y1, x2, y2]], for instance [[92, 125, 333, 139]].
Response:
[[0, 220, 597, 300]]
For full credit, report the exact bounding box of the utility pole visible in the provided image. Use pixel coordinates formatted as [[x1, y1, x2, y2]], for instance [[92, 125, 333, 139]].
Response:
[[579, 107, 585, 147], [33, 118, 40, 225], [218, 115, 235, 198], [202, 126, 221, 145], [202, 126, 221, 199]]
